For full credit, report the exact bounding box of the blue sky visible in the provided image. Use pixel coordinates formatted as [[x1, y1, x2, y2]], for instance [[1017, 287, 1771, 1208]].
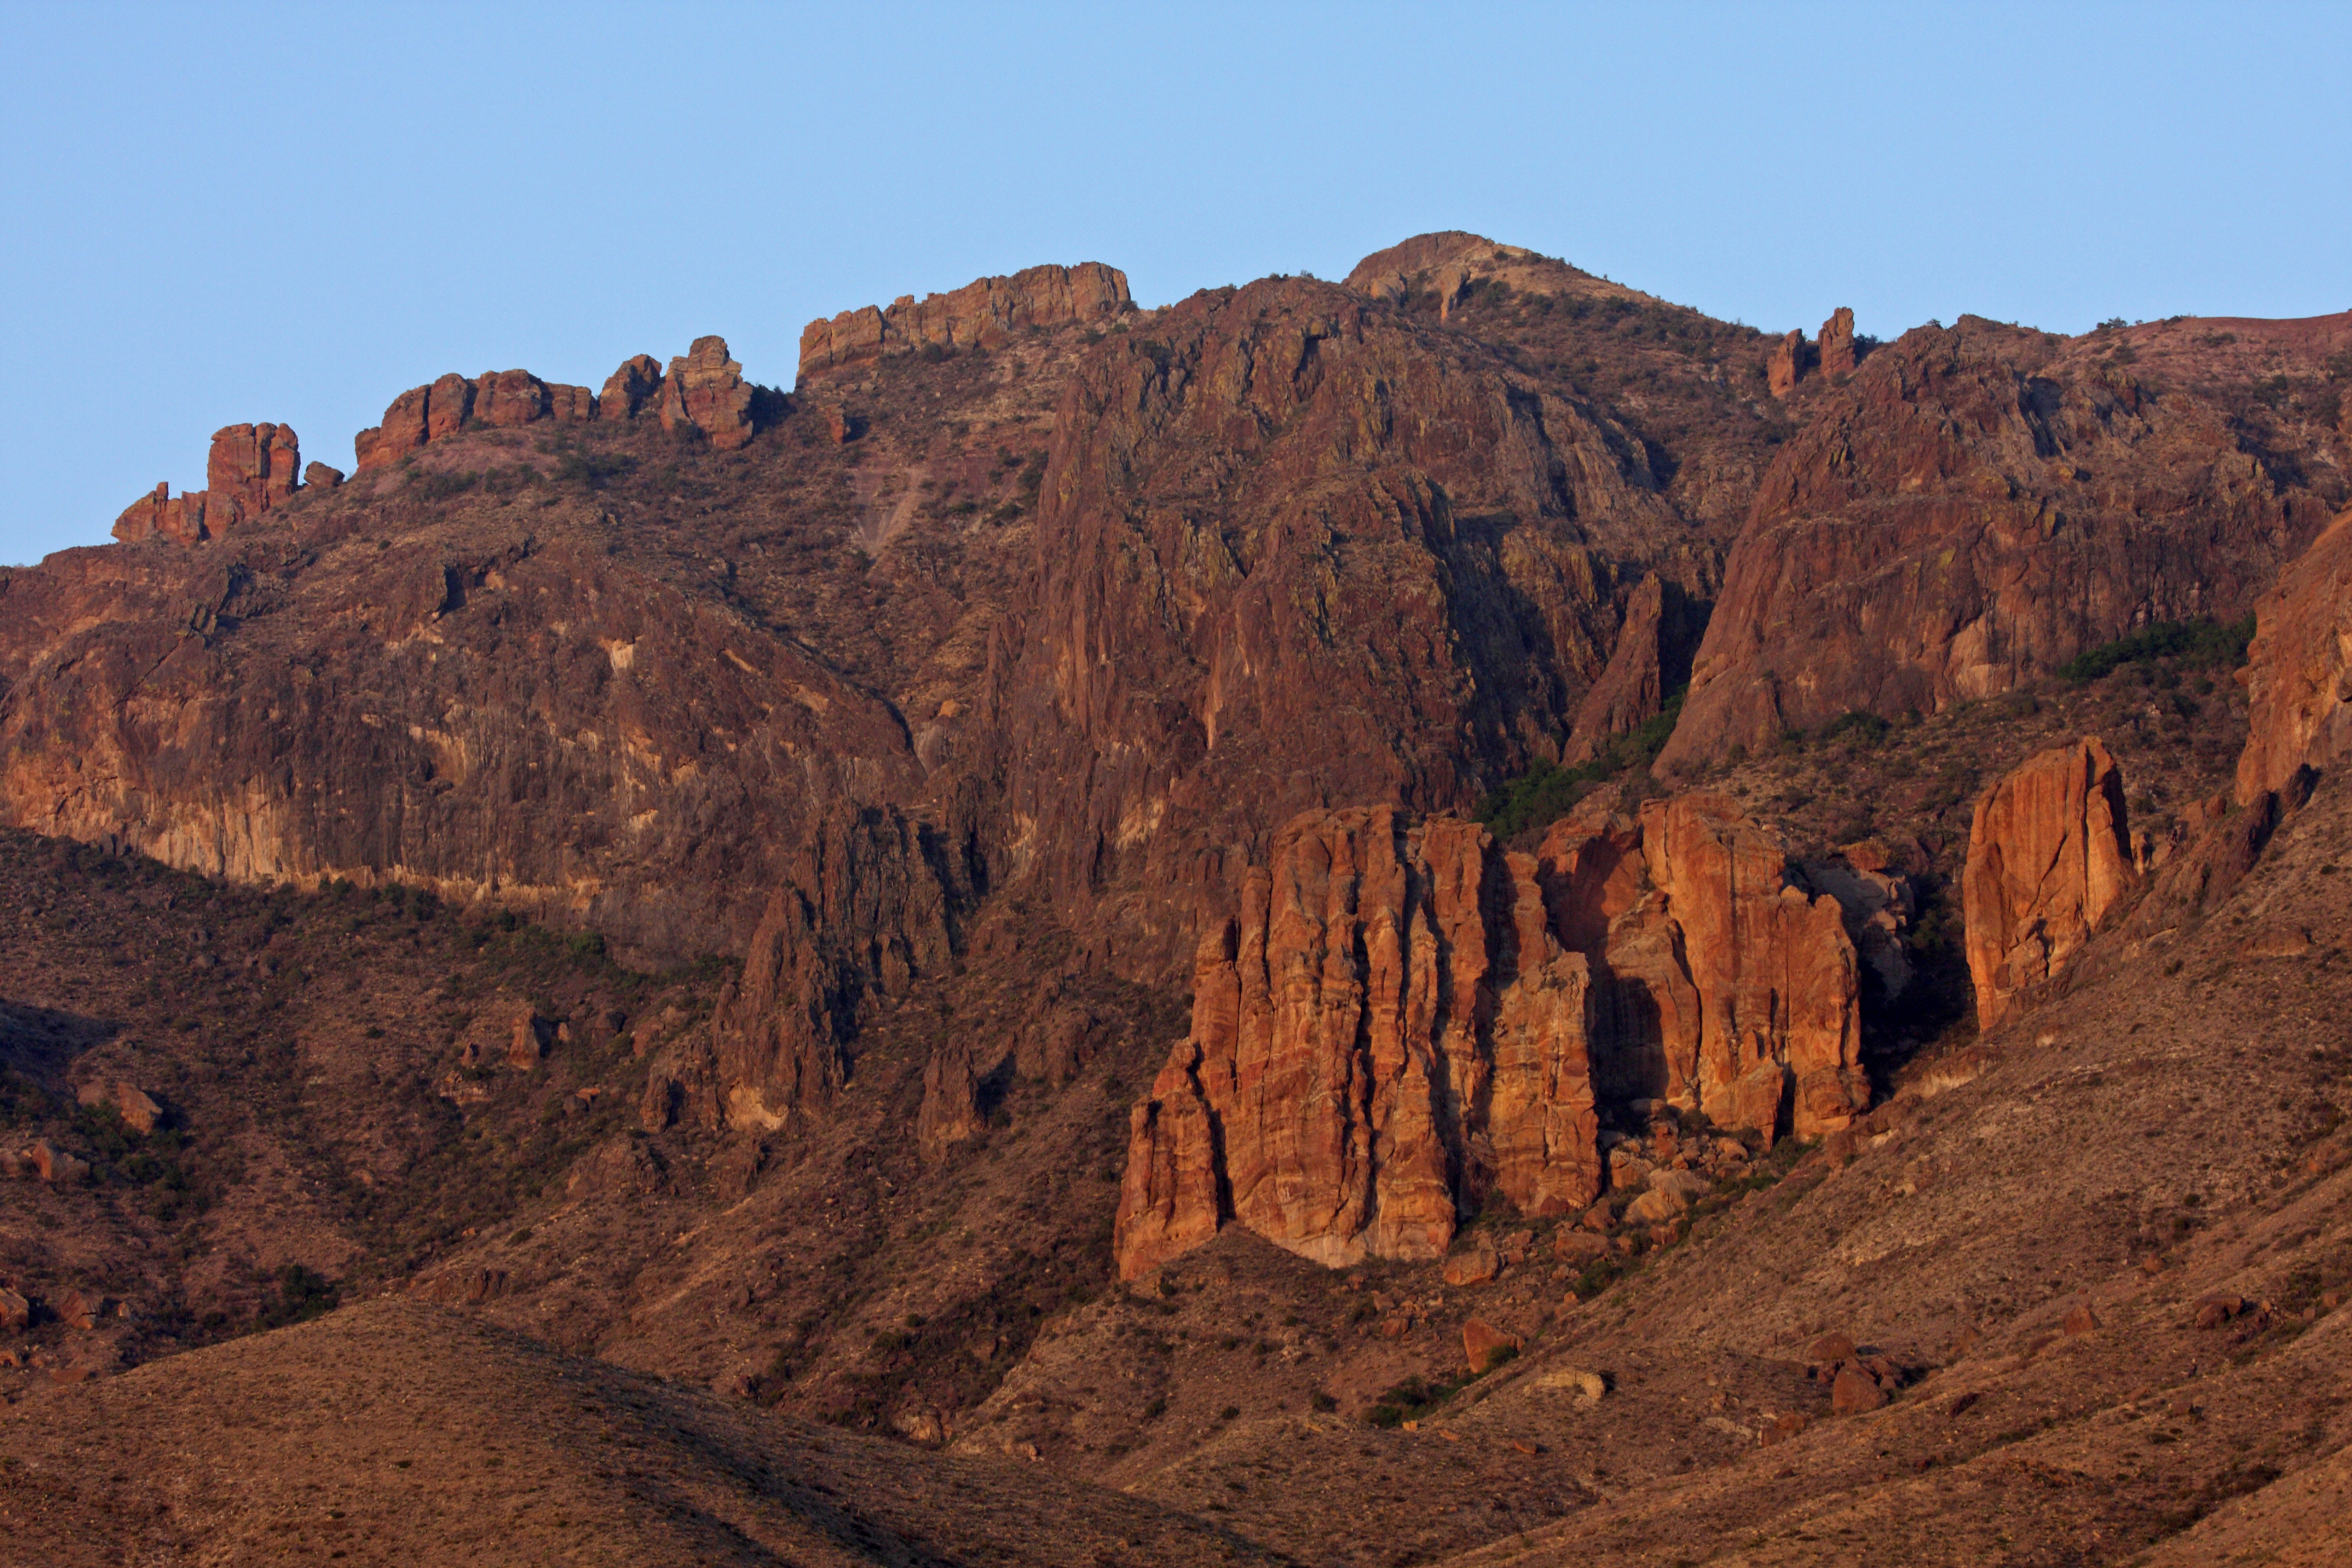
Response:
[[4, 2, 2347, 564]]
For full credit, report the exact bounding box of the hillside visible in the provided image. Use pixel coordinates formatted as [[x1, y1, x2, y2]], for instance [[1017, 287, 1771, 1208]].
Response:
[[1, 234, 2349, 1564]]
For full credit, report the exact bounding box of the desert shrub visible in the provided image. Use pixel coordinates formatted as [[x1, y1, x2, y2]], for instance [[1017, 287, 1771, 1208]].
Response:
[[2060, 616, 2255, 683]]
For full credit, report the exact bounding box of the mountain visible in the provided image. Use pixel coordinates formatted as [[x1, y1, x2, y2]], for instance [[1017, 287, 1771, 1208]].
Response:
[[2, 235, 2349, 1564]]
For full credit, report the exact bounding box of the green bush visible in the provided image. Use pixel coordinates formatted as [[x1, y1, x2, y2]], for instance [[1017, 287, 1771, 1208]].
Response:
[[2059, 616, 2255, 683]]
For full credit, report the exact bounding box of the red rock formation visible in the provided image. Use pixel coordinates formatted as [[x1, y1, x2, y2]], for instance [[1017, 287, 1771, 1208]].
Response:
[[707, 803, 953, 1131], [1342, 232, 1651, 313], [112, 483, 207, 546], [1537, 794, 1866, 1138], [1564, 573, 1706, 762], [302, 462, 344, 492], [2236, 506, 2352, 803], [425, 373, 474, 441], [1766, 331, 1803, 398], [1115, 808, 1599, 1278], [798, 263, 1131, 378], [599, 354, 664, 420], [662, 336, 755, 451], [1114, 795, 1858, 1278], [1962, 737, 2137, 1030], [1818, 307, 1857, 379], [205, 423, 299, 528], [354, 365, 610, 469], [1659, 316, 2345, 768], [474, 369, 550, 428]]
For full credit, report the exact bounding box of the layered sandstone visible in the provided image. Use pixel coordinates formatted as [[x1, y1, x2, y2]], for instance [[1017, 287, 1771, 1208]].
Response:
[[1114, 795, 1861, 1278], [1659, 316, 2346, 768], [798, 263, 1131, 378], [1962, 737, 2137, 1030], [2236, 506, 2352, 803]]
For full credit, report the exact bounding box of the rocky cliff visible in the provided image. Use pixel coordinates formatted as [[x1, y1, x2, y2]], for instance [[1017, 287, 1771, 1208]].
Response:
[[798, 263, 1132, 378], [1114, 794, 1861, 1278], [1659, 315, 2350, 768], [1961, 737, 2137, 1030], [2237, 505, 2352, 803], [112, 422, 303, 544]]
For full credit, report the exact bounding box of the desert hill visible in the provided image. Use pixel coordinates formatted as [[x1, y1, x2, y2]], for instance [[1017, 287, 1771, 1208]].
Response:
[[1, 234, 2350, 1563]]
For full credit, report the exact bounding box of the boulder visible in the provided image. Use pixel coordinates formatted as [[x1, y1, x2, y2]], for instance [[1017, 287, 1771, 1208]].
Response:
[[662, 336, 756, 451], [916, 1041, 986, 1162], [1443, 1235, 1503, 1288], [1818, 307, 1857, 379], [1462, 1317, 1521, 1374], [2062, 1302, 2099, 1336], [1832, 1364, 1888, 1414], [30, 1140, 87, 1185], [58, 1289, 98, 1331], [302, 461, 344, 491], [1808, 1331, 1858, 1365], [1623, 1185, 1688, 1224], [0, 1287, 26, 1334], [1962, 737, 2137, 1030], [73, 1081, 162, 1135], [473, 368, 550, 428], [2236, 505, 2352, 802], [1531, 1367, 1607, 1403], [507, 1012, 555, 1070]]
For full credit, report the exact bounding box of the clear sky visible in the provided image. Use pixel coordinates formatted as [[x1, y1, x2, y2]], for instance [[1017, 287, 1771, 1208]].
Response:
[[4, 2, 2347, 564]]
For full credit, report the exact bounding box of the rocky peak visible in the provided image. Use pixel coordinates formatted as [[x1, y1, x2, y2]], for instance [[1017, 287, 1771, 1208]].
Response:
[[1962, 736, 2137, 1030], [1343, 232, 1650, 317], [662, 336, 754, 451], [1818, 306, 1858, 379], [797, 262, 1131, 380]]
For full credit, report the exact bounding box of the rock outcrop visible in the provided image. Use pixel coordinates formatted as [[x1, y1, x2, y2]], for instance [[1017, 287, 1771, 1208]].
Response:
[[1659, 316, 2346, 768], [661, 337, 754, 451], [1536, 794, 1867, 1138], [1114, 795, 1861, 1278], [1114, 808, 1599, 1278], [113, 423, 301, 544], [1962, 737, 2137, 1030], [1342, 232, 1651, 314], [352, 347, 745, 471], [1766, 330, 1803, 398], [2236, 505, 2352, 803], [1818, 307, 1857, 379], [1564, 573, 1707, 762], [798, 263, 1131, 378]]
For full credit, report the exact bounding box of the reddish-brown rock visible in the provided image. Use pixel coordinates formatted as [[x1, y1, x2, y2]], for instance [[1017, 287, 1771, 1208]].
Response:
[[916, 1041, 985, 1163], [111, 483, 207, 546], [1114, 808, 1601, 1278], [1832, 1364, 1888, 1414], [598, 354, 664, 420], [1342, 232, 1651, 315], [1535, 794, 1867, 1141], [1462, 1317, 1521, 1373], [474, 369, 550, 428], [0, 1287, 25, 1335], [1962, 737, 2136, 1030], [662, 336, 755, 451], [1766, 330, 1803, 398], [1443, 1234, 1503, 1287], [1564, 573, 1706, 762], [1114, 793, 1857, 1278], [2236, 506, 2352, 803], [302, 461, 344, 492], [74, 1080, 162, 1135], [425, 373, 474, 442], [1818, 307, 1857, 379], [799, 263, 1131, 377], [204, 423, 299, 528], [1659, 316, 2345, 768]]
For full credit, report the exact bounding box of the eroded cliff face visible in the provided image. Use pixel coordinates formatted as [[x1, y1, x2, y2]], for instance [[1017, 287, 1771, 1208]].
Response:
[[2237, 505, 2352, 803], [798, 263, 1132, 378], [970, 275, 1708, 976], [1114, 795, 1861, 1278], [1961, 737, 2137, 1030], [1659, 316, 2349, 768]]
